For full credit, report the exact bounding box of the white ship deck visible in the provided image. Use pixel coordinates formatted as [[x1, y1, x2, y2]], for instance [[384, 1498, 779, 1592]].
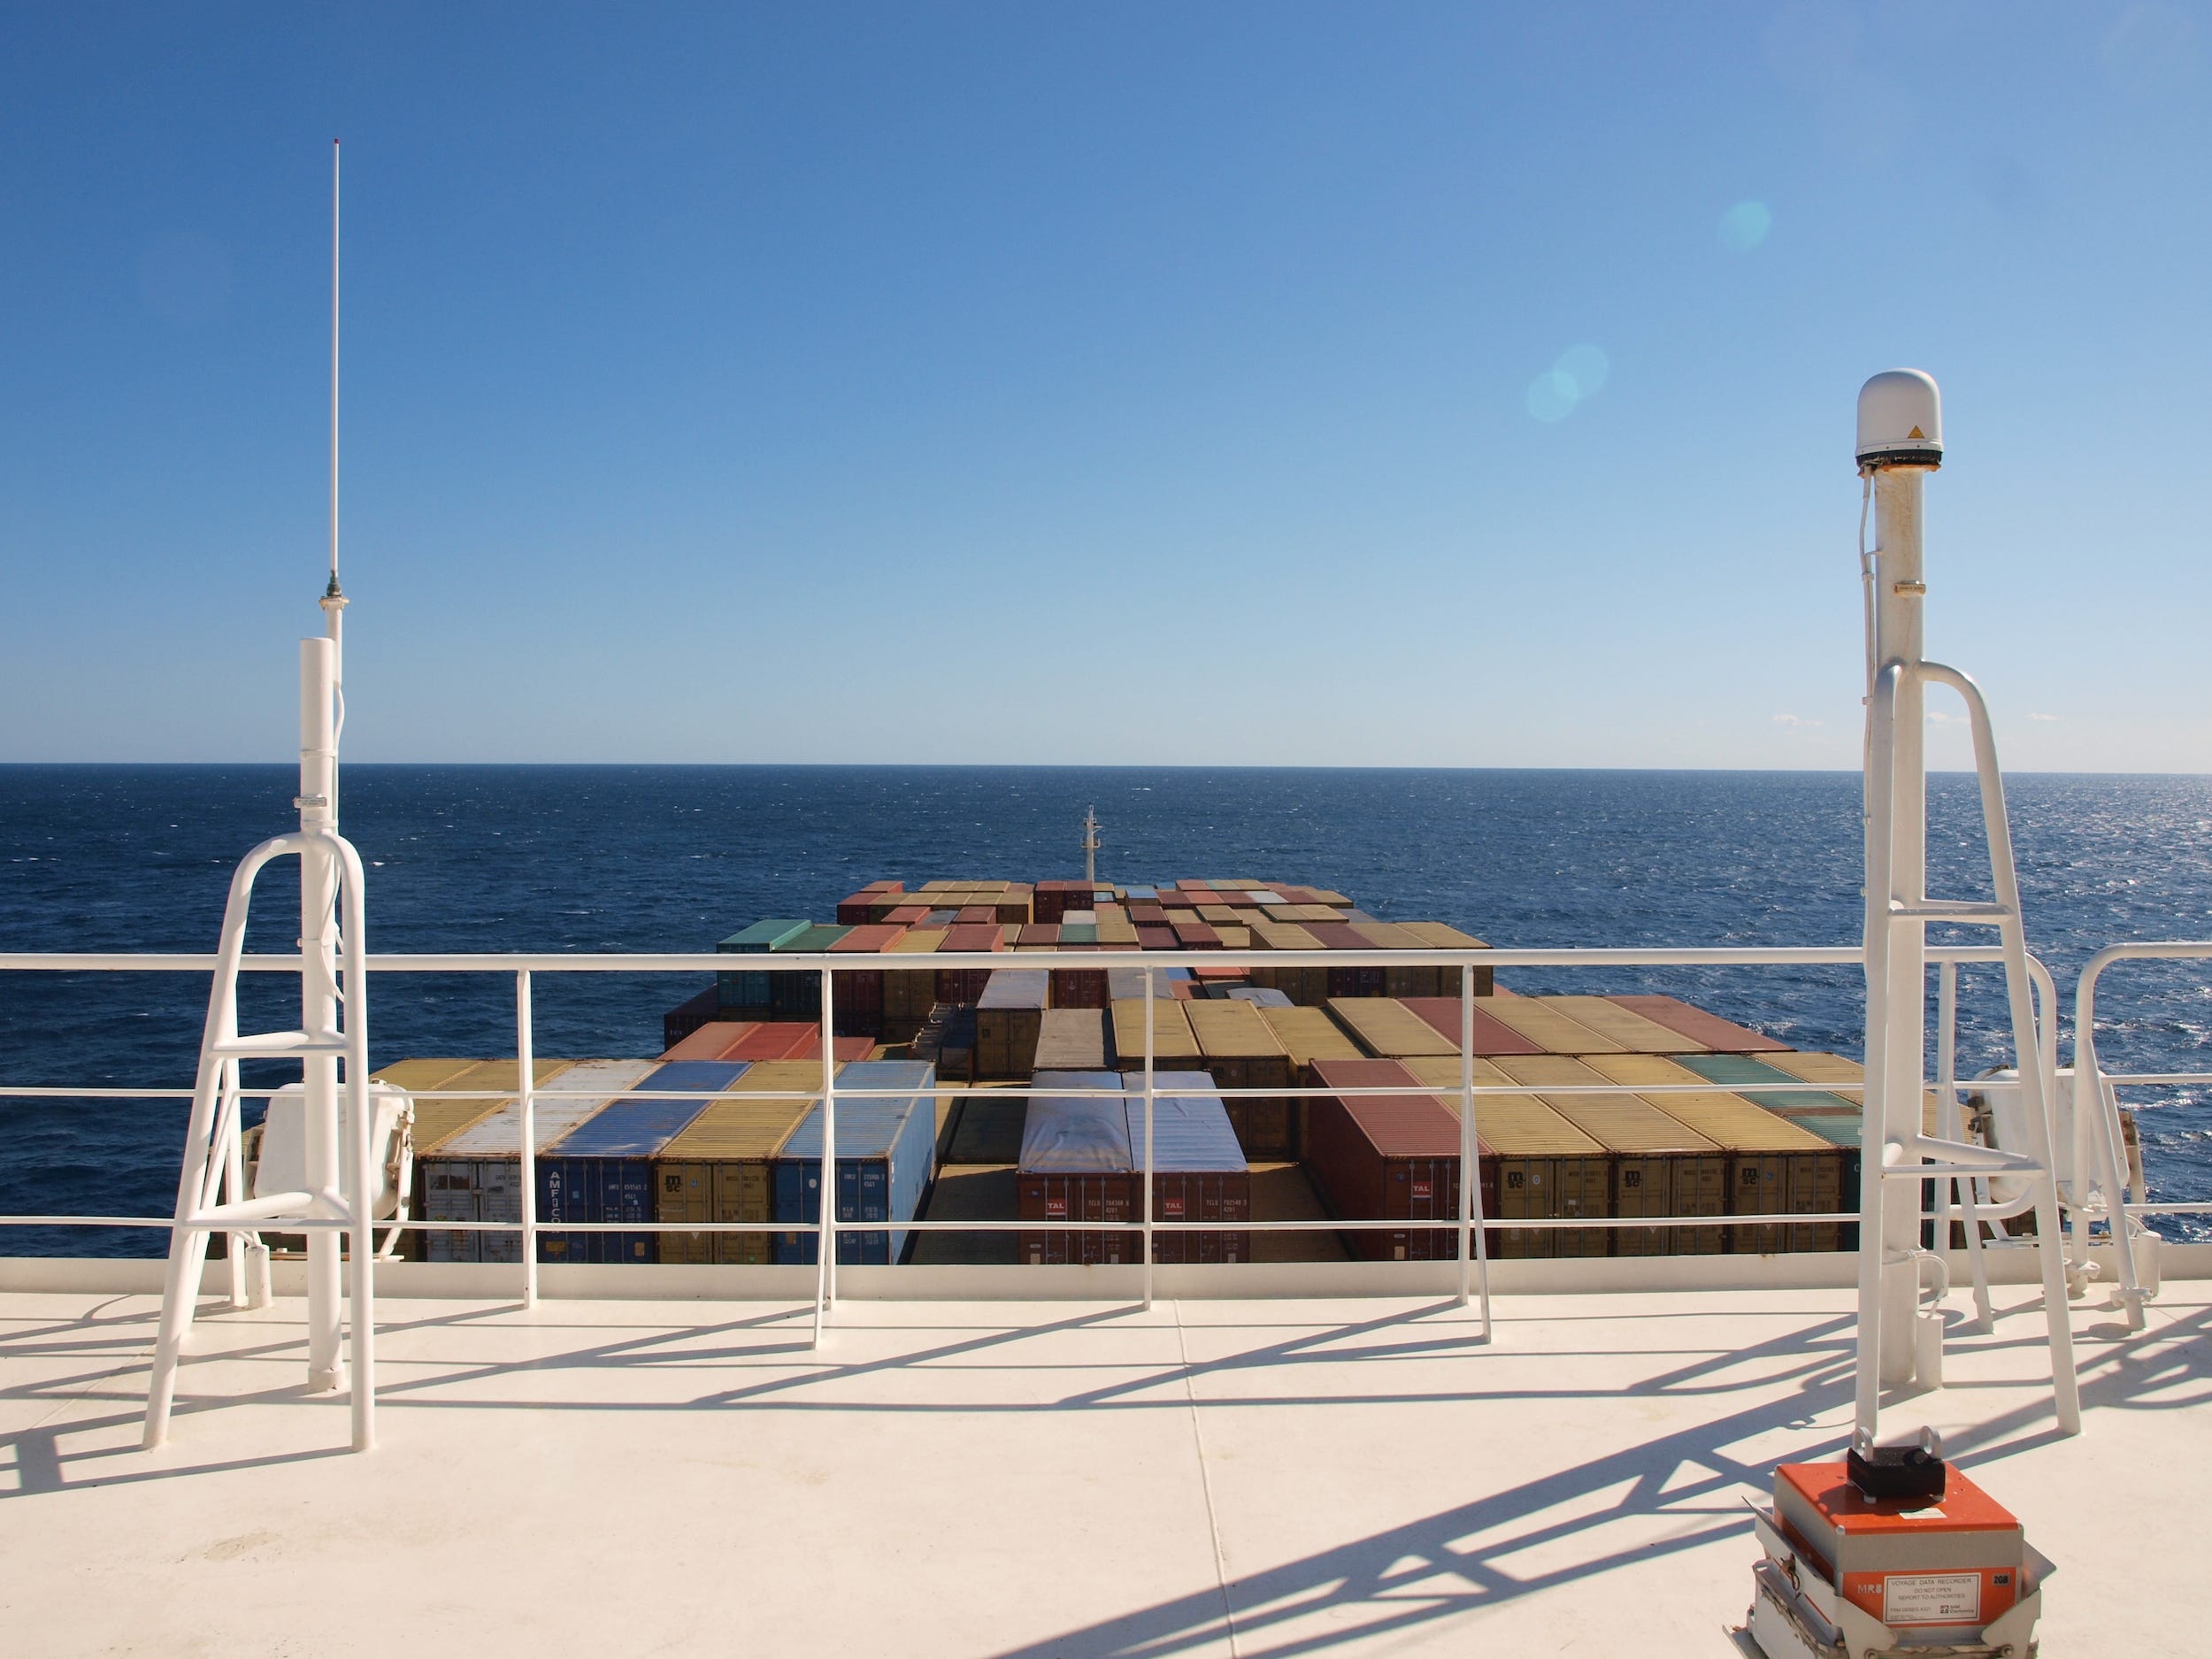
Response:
[[3, 1274, 2206, 1656]]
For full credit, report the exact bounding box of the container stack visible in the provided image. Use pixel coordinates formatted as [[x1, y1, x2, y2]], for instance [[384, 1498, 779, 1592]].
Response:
[[772, 1060, 938, 1264], [538, 1061, 745, 1263], [421, 1058, 652, 1263], [579, 874, 1931, 1268]]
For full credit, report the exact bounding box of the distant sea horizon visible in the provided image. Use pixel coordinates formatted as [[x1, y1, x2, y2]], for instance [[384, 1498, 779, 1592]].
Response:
[[4, 764, 2208, 1253]]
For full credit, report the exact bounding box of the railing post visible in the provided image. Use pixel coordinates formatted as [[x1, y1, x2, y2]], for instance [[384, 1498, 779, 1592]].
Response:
[[518, 967, 537, 1309], [1459, 964, 1492, 1339], [813, 964, 835, 1348], [1141, 966, 1155, 1311]]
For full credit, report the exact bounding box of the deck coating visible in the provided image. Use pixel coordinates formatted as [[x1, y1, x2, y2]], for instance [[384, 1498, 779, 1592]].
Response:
[[1, 1279, 2204, 1655]]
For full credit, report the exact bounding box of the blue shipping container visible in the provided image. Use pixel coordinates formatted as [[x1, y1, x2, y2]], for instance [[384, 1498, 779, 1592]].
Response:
[[538, 1061, 741, 1263], [772, 1060, 937, 1264]]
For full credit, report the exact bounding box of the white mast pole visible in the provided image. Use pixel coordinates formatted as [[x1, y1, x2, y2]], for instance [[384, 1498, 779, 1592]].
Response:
[[1855, 370, 1942, 1432]]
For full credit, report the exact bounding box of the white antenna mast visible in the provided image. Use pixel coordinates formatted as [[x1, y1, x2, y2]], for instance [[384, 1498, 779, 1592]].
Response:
[[1082, 805, 1100, 887], [322, 140, 348, 645]]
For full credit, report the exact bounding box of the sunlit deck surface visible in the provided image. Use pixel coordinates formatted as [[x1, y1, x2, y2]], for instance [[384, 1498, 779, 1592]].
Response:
[[3, 1277, 2207, 1656]]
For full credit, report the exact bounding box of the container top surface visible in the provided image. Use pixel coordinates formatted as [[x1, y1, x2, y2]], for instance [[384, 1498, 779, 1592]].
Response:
[[1019, 1073, 1134, 1172], [545, 1067, 730, 1158], [1478, 1054, 1724, 1153], [888, 928, 948, 953], [1110, 997, 1199, 1056], [1478, 998, 1629, 1054], [660, 1097, 813, 1161], [1310, 1058, 1463, 1156], [720, 918, 810, 952], [1778, 1114, 1862, 1148], [831, 925, 904, 952], [660, 1020, 757, 1063], [1252, 920, 1322, 949], [1349, 921, 1425, 950], [1107, 967, 1176, 999], [1678, 1052, 1863, 1115], [1257, 1004, 1364, 1064], [733, 1059, 840, 1094], [1397, 998, 1548, 1055], [1184, 997, 1286, 1059], [1754, 1051, 1863, 1086], [979, 969, 1050, 1009], [1400, 920, 1486, 950], [1539, 995, 1711, 1054], [1393, 1056, 1602, 1154], [1124, 1074, 1248, 1172], [399, 1058, 573, 1148], [1326, 998, 1459, 1058], [430, 1058, 660, 1158], [368, 1057, 480, 1092], [1606, 994, 1793, 1052], [941, 924, 1002, 952], [780, 924, 852, 953], [1590, 1055, 1830, 1151], [1224, 987, 1293, 1008], [780, 1071, 933, 1161]]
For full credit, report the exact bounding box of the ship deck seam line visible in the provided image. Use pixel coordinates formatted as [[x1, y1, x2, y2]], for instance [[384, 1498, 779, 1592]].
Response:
[[1174, 1296, 1240, 1658]]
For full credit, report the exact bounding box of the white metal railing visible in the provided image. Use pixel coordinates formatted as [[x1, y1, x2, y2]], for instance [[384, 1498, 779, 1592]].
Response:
[[1, 941, 2070, 1340], [2068, 941, 2212, 1330]]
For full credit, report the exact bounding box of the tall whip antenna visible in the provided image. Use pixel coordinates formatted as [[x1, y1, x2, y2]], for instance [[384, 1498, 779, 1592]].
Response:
[[324, 139, 346, 633]]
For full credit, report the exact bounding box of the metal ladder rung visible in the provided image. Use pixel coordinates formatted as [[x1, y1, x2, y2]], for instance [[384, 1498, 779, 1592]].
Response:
[[1887, 900, 2012, 921], [211, 1031, 349, 1057]]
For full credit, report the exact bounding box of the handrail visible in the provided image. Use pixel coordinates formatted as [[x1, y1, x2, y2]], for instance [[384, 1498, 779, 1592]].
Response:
[[1, 938, 2076, 1333], [2070, 941, 2212, 1328]]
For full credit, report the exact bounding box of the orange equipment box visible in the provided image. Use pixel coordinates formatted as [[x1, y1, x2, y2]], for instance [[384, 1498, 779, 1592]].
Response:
[[1773, 1462, 2026, 1630]]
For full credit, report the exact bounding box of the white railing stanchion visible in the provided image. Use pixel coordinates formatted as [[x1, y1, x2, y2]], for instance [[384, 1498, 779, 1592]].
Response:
[[1141, 967, 1156, 1312], [1936, 960, 1994, 1330], [517, 968, 537, 1309], [1456, 966, 1473, 1306], [813, 964, 835, 1348]]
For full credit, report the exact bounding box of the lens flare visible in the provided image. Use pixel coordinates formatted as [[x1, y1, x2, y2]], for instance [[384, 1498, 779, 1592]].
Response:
[[1718, 200, 1772, 253], [1525, 370, 1579, 423], [1556, 344, 1610, 399]]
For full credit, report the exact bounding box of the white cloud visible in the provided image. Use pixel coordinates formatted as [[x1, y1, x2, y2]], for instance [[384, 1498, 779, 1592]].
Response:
[[2029, 711, 2062, 723], [1772, 713, 1823, 728], [1926, 710, 1967, 726]]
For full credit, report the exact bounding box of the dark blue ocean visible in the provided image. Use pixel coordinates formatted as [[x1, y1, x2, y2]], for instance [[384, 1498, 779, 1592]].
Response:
[[4, 765, 2209, 1255]]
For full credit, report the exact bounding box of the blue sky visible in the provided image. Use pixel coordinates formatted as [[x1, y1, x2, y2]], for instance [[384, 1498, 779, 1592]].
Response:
[[2, 3, 2207, 768]]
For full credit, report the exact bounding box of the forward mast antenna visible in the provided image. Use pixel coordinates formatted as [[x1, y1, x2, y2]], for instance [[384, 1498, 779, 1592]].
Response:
[[322, 139, 347, 646], [1081, 806, 1101, 887]]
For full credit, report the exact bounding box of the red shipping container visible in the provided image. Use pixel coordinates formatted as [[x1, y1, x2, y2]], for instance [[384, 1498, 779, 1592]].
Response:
[[1606, 995, 1792, 1053], [726, 1023, 819, 1062], [936, 922, 1002, 1004], [660, 1019, 759, 1062], [1306, 1058, 1484, 1261], [1170, 918, 1221, 949], [1396, 997, 1547, 1056], [1135, 925, 1177, 951], [884, 904, 929, 926], [955, 904, 995, 926]]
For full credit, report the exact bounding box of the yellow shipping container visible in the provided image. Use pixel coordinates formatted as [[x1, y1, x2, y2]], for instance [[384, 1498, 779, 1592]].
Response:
[[1325, 997, 1458, 1059], [1479, 997, 1628, 1055], [1537, 995, 1709, 1054]]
